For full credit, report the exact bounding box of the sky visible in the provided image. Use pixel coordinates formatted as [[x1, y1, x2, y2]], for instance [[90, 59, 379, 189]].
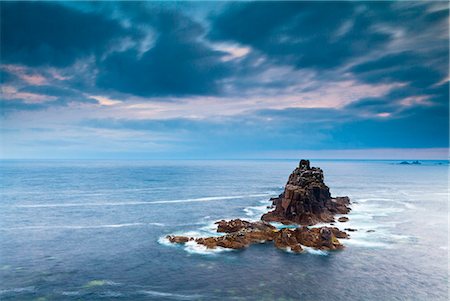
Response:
[[0, 1, 449, 160]]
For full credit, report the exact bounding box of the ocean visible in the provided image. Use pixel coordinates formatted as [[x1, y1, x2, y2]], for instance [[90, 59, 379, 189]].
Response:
[[0, 159, 448, 300]]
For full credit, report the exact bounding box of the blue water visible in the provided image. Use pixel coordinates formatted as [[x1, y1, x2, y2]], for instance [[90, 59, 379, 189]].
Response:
[[0, 160, 448, 300]]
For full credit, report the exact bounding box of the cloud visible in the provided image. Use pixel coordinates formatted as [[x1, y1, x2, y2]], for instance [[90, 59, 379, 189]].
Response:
[[350, 51, 447, 89], [0, 1, 131, 67], [0, 2, 448, 158], [96, 8, 230, 97], [79, 90, 448, 153], [208, 1, 391, 69]]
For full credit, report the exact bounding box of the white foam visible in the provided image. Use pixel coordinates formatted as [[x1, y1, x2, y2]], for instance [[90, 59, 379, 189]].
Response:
[[402, 202, 417, 210], [302, 246, 329, 256], [157, 236, 175, 247], [356, 198, 395, 203], [279, 245, 328, 255], [140, 289, 202, 300], [183, 240, 233, 255], [343, 239, 391, 248], [84, 280, 120, 287], [158, 231, 230, 254], [61, 291, 81, 296], [10, 193, 272, 208], [198, 222, 222, 236], [269, 222, 298, 229], [243, 204, 268, 219], [148, 222, 165, 227], [351, 203, 404, 217]]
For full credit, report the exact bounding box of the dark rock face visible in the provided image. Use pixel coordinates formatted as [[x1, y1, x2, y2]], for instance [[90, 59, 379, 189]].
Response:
[[261, 160, 351, 225], [167, 220, 346, 252]]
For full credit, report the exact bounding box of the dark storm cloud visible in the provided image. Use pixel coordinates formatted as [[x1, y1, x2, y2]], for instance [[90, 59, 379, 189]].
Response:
[[0, 70, 17, 84], [0, 1, 131, 67], [96, 7, 230, 97], [350, 51, 447, 89], [96, 36, 229, 97], [209, 1, 391, 69]]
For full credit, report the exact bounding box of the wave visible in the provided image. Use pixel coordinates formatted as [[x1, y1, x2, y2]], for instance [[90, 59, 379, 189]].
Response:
[[302, 246, 329, 256], [158, 235, 233, 255], [355, 198, 396, 203], [84, 280, 120, 288], [183, 240, 233, 255], [139, 289, 203, 300], [61, 291, 81, 296], [3, 222, 165, 231], [0, 286, 35, 295], [243, 204, 269, 220], [157, 236, 175, 247], [343, 238, 391, 248], [10, 193, 272, 208]]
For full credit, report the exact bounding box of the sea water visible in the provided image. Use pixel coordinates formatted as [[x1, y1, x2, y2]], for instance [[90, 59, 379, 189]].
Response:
[[0, 160, 448, 300]]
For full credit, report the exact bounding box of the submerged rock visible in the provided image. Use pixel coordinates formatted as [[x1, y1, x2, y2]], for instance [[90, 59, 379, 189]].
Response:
[[338, 217, 349, 222], [167, 235, 193, 243], [262, 160, 351, 225], [344, 228, 357, 232]]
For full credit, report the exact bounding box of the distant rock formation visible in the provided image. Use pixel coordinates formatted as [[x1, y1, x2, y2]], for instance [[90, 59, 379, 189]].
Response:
[[167, 219, 348, 252], [399, 160, 421, 165], [166, 160, 352, 253], [262, 159, 350, 225]]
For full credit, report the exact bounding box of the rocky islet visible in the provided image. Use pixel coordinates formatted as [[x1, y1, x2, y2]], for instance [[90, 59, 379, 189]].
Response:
[[166, 160, 353, 253]]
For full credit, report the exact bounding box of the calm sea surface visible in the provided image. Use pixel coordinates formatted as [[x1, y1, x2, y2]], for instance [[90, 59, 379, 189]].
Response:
[[0, 160, 448, 300]]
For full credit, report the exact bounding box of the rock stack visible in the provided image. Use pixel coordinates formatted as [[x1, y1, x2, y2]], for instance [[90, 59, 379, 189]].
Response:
[[262, 159, 350, 225]]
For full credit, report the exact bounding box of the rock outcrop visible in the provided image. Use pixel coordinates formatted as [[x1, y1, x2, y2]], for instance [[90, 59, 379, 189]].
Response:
[[261, 159, 351, 225], [167, 219, 347, 252], [166, 160, 352, 253]]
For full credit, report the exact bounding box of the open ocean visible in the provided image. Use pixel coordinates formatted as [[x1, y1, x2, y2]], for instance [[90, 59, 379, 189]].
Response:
[[0, 159, 448, 301]]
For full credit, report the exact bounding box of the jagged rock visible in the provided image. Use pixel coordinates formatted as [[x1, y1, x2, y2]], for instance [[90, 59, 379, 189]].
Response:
[[262, 159, 351, 225], [166, 235, 193, 243], [216, 219, 252, 233], [338, 217, 349, 222], [167, 219, 346, 252], [330, 227, 349, 239], [274, 228, 302, 252]]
